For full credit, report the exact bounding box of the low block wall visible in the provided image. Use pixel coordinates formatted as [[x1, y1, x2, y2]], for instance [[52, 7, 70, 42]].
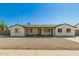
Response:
[[0, 30, 10, 35]]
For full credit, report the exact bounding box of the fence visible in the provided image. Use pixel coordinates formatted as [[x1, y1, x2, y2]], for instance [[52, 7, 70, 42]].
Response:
[[0, 30, 10, 35], [75, 30, 79, 36]]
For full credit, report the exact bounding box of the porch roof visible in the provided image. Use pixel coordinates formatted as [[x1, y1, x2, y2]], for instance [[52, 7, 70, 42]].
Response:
[[23, 24, 57, 27]]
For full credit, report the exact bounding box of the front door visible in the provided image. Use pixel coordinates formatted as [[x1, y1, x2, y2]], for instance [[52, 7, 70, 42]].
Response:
[[38, 28, 41, 36]]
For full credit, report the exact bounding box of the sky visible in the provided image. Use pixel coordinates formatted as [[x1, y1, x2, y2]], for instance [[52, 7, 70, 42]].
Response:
[[0, 3, 79, 25]]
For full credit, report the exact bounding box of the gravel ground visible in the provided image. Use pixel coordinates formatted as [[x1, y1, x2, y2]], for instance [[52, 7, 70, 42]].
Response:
[[0, 37, 78, 56], [0, 37, 78, 50]]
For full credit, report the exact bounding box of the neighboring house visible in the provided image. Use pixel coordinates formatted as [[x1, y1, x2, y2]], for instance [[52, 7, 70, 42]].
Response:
[[9, 23, 76, 37], [75, 23, 79, 36]]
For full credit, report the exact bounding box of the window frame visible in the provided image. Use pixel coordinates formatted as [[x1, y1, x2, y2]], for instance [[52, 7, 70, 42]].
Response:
[[15, 28, 20, 33], [66, 28, 71, 33], [58, 28, 62, 33]]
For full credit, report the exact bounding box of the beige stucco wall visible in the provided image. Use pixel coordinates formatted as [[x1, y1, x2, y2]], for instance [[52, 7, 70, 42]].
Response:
[[26, 28, 38, 35], [9, 25, 25, 36], [55, 24, 75, 36]]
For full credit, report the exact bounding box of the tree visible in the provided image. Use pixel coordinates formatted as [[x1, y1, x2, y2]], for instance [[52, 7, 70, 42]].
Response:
[[0, 20, 8, 30]]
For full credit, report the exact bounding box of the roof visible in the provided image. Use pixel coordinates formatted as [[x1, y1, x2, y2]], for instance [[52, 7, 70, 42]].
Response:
[[75, 23, 79, 26], [55, 23, 76, 28], [9, 24, 26, 28], [9, 23, 76, 28], [23, 24, 57, 27]]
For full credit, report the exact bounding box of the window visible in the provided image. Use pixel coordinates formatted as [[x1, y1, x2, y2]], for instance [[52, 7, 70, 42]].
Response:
[[58, 29, 62, 33], [15, 28, 20, 33], [30, 29, 33, 33], [67, 29, 71, 33]]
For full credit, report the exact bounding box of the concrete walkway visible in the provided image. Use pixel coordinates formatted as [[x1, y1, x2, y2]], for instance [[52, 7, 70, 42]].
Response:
[[64, 37, 79, 42]]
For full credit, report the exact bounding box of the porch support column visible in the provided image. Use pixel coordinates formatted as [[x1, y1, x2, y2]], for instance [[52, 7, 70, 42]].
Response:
[[53, 27, 55, 37], [45, 28, 47, 37], [33, 28, 35, 37]]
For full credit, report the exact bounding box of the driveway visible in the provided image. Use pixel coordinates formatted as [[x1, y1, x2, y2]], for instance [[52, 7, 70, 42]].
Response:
[[64, 36, 79, 42]]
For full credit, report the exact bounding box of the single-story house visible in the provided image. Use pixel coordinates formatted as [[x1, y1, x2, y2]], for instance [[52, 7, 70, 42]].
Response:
[[9, 23, 76, 37]]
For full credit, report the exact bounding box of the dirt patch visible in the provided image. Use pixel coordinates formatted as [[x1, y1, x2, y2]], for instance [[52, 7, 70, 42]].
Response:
[[0, 37, 78, 50]]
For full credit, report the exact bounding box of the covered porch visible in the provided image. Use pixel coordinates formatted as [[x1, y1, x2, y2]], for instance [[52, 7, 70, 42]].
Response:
[[25, 27, 55, 37]]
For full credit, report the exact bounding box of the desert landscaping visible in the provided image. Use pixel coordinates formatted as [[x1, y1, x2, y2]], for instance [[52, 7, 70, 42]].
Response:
[[0, 37, 79, 50], [0, 37, 78, 55]]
